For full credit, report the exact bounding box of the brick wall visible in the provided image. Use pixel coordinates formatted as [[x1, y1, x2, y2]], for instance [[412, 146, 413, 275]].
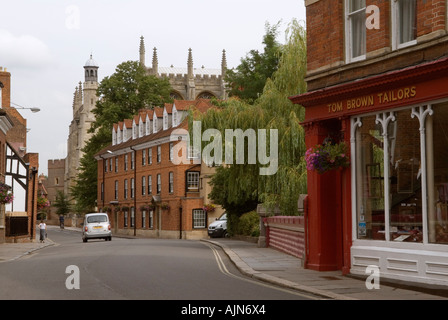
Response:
[[265, 216, 305, 259], [306, 0, 344, 73], [306, 0, 448, 91], [99, 140, 205, 239]]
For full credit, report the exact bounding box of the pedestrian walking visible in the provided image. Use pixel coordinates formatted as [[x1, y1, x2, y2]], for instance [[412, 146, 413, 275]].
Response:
[[59, 215, 65, 229], [38, 220, 46, 243]]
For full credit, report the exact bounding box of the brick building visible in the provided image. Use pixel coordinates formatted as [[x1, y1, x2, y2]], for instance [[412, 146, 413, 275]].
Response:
[[42, 159, 66, 224], [95, 99, 224, 239], [0, 68, 39, 243], [290, 0, 448, 285]]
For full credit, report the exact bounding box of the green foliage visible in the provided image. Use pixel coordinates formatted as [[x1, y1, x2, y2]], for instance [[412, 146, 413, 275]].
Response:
[[52, 190, 71, 216], [197, 19, 308, 216], [225, 22, 282, 104], [71, 60, 173, 212], [90, 60, 172, 135], [234, 211, 260, 237]]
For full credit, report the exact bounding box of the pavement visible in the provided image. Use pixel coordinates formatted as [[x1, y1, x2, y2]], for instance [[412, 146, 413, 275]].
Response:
[[1, 225, 448, 300]]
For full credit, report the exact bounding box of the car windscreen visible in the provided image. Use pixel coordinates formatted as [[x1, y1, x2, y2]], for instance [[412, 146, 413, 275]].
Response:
[[87, 215, 108, 223]]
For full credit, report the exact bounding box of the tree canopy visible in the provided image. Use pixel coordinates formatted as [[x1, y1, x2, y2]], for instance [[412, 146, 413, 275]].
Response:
[[194, 19, 308, 216], [224, 22, 282, 104], [70, 61, 172, 213]]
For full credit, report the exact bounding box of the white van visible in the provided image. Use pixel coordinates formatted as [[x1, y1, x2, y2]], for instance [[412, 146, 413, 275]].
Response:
[[208, 213, 228, 238], [82, 213, 112, 242]]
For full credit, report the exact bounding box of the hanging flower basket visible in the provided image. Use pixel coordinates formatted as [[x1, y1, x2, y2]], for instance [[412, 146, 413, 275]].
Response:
[[37, 196, 50, 211], [161, 202, 170, 211], [305, 141, 350, 174], [140, 204, 155, 211], [203, 204, 216, 212], [0, 182, 13, 205], [114, 206, 122, 213]]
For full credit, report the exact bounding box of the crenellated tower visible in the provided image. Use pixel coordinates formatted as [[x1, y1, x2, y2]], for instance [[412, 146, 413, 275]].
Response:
[[138, 36, 228, 100]]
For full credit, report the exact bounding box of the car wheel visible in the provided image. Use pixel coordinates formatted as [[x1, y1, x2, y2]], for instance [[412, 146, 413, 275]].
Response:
[[223, 231, 229, 238]]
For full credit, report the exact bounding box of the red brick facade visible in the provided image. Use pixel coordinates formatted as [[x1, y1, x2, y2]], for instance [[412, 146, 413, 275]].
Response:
[[96, 99, 218, 239], [306, 0, 448, 91], [291, 1, 448, 285], [0, 69, 39, 243]]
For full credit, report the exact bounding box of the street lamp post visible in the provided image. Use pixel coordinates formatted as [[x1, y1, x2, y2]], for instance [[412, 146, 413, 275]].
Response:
[[10, 102, 40, 113]]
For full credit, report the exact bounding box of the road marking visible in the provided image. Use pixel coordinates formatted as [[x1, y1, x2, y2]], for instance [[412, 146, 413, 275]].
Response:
[[204, 243, 319, 300]]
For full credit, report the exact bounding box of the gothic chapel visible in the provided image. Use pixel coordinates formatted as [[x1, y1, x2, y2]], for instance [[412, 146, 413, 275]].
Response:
[[61, 38, 228, 204], [65, 55, 99, 197]]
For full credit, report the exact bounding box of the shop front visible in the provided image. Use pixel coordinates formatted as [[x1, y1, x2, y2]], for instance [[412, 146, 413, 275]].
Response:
[[290, 57, 448, 285]]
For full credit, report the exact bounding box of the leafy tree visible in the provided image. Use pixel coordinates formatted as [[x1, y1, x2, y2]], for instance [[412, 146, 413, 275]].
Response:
[[225, 22, 282, 104], [70, 61, 173, 212], [195, 19, 308, 216], [52, 190, 71, 216]]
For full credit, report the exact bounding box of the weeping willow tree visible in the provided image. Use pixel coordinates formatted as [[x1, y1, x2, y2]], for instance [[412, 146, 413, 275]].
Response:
[[192, 19, 308, 216]]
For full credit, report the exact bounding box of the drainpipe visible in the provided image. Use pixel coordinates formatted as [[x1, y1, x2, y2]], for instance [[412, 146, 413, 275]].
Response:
[[130, 146, 137, 236], [179, 206, 182, 239], [30, 167, 37, 241]]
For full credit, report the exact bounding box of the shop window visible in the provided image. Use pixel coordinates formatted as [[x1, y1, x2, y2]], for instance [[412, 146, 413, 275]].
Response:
[[354, 115, 386, 240], [345, 0, 366, 62], [354, 108, 423, 242], [428, 103, 448, 244]]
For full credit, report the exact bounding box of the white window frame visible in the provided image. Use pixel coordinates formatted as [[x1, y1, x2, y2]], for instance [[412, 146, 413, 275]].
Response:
[[193, 209, 206, 229], [169, 171, 174, 193], [345, 0, 366, 63], [148, 147, 152, 164], [142, 176, 146, 195], [187, 171, 200, 191], [391, 0, 417, 51], [157, 173, 161, 194]]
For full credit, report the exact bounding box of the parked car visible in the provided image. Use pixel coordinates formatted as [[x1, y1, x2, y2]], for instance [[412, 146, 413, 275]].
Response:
[[82, 213, 112, 242], [208, 213, 228, 238]]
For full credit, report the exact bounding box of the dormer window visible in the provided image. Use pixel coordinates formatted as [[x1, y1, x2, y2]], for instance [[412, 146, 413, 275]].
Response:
[[133, 122, 137, 139], [146, 114, 151, 135], [173, 109, 178, 127], [153, 116, 158, 133], [163, 111, 168, 130], [139, 119, 144, 137], [112, 129, 117, 145], [117, 129, 122, 144]]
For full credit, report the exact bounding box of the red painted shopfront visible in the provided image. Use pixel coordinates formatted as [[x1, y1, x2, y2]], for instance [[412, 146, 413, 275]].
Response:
[[290, 57, 448, 281]]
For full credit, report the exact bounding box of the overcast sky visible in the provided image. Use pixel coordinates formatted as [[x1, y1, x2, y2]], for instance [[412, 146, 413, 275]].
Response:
[[0, 0, 306, 175]]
